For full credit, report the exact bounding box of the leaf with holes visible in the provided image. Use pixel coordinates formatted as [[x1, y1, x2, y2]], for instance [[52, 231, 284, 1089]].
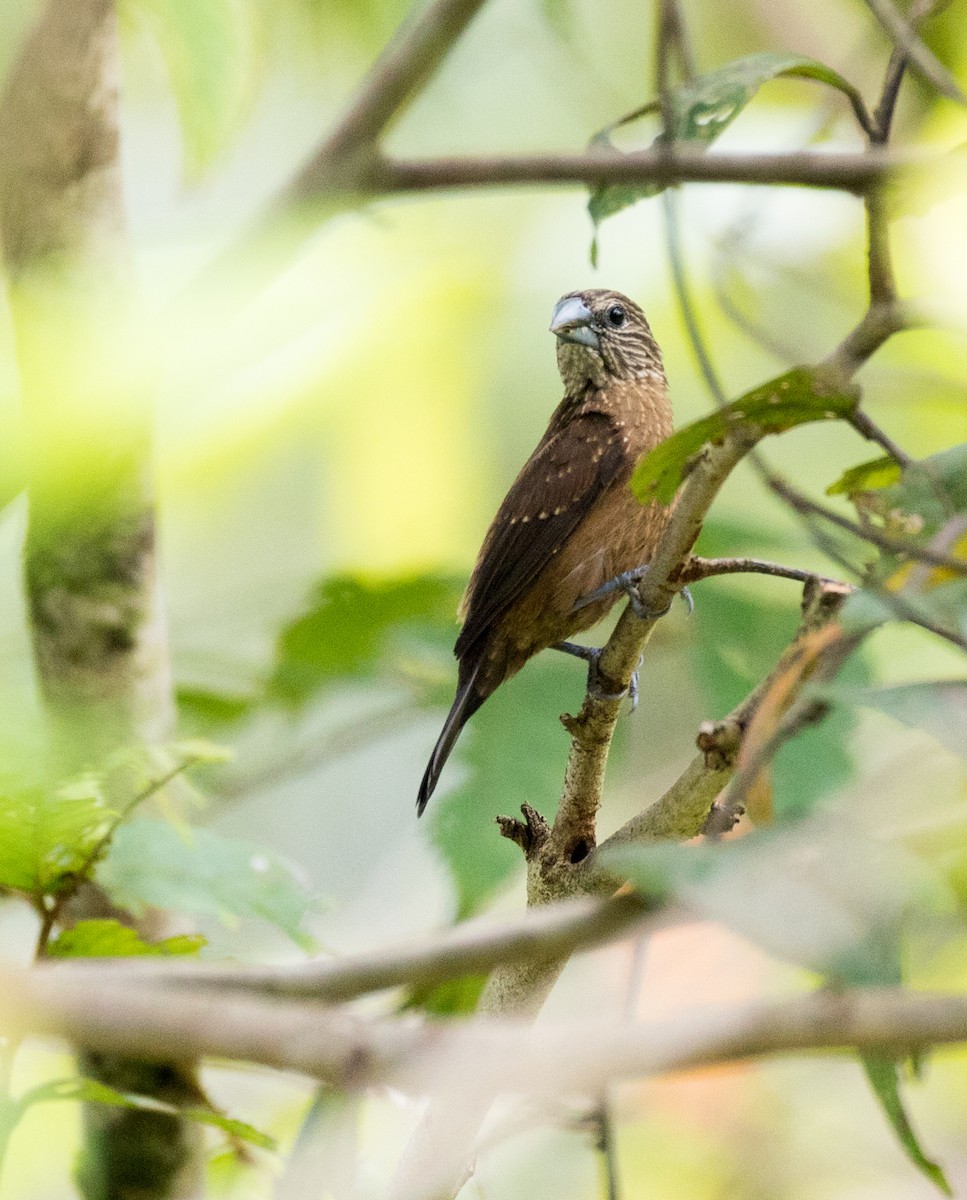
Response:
[[588, 54, 868, 259], [632, 368, 858, 504]]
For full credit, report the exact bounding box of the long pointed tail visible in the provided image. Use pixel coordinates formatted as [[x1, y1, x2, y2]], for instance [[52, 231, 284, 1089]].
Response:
[[417, 663, 485, 816]]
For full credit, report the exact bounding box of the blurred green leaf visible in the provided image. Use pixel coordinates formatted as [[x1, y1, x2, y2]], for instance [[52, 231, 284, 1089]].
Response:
[[862, 1058, 951, 1196], [631, 368, 858, 504], [47, 918, 206, 959], [98, 818, 318, 950], [826, 456, 902, 497], [825, 680, 967, 761], [0, 777, 114, 896], [589, 54, 868, 258], [18, 1078, 276, 1151], [176, 686, 256, 729], [269, 573, 463, 709], [127, 0, 261, 173], [403, 972, 488, 1017], [606, 825, 939, 976], [429, 656, 581, 918]]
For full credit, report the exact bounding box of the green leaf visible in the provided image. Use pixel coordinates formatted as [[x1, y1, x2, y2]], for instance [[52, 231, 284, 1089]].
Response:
[[47, 919, 206, 959], [862, 1057, 951, 1196], [403, 973, 488, 1017], [826, 456, 902, 497], [18, 1078, 276, 1151], [429, 655, 581, 917], [127, 0, 262, 174], [589, 54, 868, 254], [632, 368, 858, 504], [269, 572, 463, 709], [98, 818, 318, 950], [0, 777, 115, 896], [825, 680, 967, 761]]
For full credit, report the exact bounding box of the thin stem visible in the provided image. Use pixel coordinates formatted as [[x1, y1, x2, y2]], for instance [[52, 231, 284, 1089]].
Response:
[[679, 557, 843, 586], [862, 0, 966, 105], [765, 473, 967, 576]]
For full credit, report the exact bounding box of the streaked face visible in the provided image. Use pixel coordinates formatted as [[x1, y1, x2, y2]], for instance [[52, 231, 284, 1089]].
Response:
[[550, 289, 663, 390]]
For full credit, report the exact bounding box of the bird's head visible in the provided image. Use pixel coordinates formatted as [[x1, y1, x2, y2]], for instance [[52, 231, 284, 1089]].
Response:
[[550, 289, 663, 393]]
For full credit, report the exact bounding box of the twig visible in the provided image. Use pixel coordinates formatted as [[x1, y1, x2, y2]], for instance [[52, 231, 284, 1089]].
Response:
[[678, 557, 843, 587], [375, 146, 930, 195], [862, 0, 967, 106], [50, 893, 654, 1002], [764, 473, 967, 576]]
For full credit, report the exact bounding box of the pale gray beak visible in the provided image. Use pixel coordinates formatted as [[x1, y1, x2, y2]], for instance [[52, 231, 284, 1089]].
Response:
[[550, 296, 599, 350]]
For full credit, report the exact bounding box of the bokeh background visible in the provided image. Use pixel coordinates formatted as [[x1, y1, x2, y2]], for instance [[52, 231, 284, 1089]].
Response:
[[1, 0, 967, 1195]]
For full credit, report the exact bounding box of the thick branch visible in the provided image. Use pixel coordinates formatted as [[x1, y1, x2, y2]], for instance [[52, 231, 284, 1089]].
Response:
[[4, 972, 967, 1099]]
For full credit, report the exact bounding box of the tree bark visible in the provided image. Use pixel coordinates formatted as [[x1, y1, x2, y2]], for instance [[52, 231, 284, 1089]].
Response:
[[0, 2, 202, 1195]]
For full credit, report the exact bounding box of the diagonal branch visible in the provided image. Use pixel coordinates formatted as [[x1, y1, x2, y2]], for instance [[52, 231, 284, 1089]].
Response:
[[286, 0, 490, 198], [862, 0, 966, 106]]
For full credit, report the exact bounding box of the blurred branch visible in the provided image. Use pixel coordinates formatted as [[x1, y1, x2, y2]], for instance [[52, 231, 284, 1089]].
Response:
[[53, 893, 653, 1002], [6, 971, 967, 1100], [862, 0, 966, 106], [284, 0, 490, 199], [374, 146, 931, 195]]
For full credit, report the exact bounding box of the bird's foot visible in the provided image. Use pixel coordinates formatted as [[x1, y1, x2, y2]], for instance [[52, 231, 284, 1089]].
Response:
[[575, 567, 695, 620], [552, 641, 639, 708], [573, 565, 650, 616]]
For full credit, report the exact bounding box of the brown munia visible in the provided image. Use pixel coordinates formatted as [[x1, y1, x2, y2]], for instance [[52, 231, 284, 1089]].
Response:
[[417, 288, 673, 814]]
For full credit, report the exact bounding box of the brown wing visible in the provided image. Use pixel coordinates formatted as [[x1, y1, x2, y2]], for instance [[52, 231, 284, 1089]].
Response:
[[455, 409, 626, 663]]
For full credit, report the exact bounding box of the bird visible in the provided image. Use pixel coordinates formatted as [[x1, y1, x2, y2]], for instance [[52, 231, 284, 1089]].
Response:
[[417, 288, 674, 815]]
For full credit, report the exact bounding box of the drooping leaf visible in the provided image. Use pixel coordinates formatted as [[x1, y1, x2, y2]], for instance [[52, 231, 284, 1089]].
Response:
[[826, 456, 903, 497], [18, 1078, 276, 1151], [268, 573, 463, 709], [824, 680, 967, 762], [862, 1057, 951, 1196], [98, 818, 318, 950], [0, 777, 115, 896], [47, 918, 206, 959], [127, 0, 262, 174], [589, 54, 869, 258], [631, 368, 858, 504]]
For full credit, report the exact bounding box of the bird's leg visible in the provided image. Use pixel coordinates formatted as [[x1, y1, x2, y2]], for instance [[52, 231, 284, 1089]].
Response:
[[574, 566, 696, 619], [572, 566, 650, 615], [552, 641, 638, 707]]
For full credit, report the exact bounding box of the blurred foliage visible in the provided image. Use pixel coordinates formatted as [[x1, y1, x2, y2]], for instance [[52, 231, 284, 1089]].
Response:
[[99, 819, 319, 951], [0, 0, 965, 1193], [47, 920, 206, 959]]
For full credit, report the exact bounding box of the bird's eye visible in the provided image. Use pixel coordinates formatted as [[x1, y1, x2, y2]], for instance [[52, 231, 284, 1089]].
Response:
[[606, 304, 626, 327]]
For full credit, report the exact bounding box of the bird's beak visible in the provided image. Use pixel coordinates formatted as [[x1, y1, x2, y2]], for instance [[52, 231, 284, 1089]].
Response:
[[550, 296, 599, 350]]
